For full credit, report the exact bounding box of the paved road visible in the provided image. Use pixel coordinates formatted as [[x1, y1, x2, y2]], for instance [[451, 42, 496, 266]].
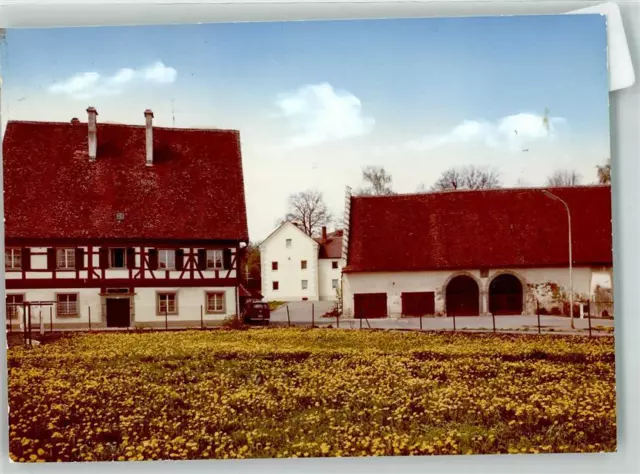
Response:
[[270, 305, 614, 335]]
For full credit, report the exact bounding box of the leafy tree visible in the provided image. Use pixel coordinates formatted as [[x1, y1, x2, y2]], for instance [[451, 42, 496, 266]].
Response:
[[281, 189, 331, 237], [356, 166, 394, 196], [431, 165, 501, 191], [546, 169, 581, 187]]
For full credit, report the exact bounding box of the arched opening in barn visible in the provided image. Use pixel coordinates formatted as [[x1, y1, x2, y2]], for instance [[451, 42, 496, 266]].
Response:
[[489, 273, 524, 315], [446, 275, 480, 316]]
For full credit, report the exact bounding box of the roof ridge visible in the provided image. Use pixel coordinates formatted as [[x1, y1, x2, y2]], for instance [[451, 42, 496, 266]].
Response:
[[351, 184, 609, 199], [6, 120, 239, 134]]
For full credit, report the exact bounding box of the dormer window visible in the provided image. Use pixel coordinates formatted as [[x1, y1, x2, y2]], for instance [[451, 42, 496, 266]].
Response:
[[116, 212, 125, 222], [5, 249, 21, 270]]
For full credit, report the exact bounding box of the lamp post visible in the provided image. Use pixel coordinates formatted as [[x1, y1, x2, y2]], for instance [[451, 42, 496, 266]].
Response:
[[542, 190, 574, 329]]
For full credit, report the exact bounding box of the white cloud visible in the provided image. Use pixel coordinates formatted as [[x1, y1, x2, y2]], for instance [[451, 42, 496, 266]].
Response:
[[48, 61, 177, 99], [274, 82, 374, 148], [406, 113, 567, 152]]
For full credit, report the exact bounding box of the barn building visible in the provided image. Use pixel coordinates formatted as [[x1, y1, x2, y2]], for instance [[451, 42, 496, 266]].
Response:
[[259, 222, 344, 301], [4, 107, 249, 329], [340, 185, 613, 319]]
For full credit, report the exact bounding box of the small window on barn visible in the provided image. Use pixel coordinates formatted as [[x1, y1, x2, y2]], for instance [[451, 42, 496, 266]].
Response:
[[57, 293, 79, 317], [205, 292, 225, 314], [57, 249, 76, 270], [480, 268, 489, 278], [301, 260, 307, 270], [301, 280, 308, 290], [6, 294, 24, 319], [332, 279, 339, 289], [286, 239, 292, 249], [157, 292, 178, 315], [272, 261, 278, 271], [272, 281, 279, 291], [206, 250, 223, 269], [115, 212, 125, 222], [5, 249, 21, 270], [158, 250, 175, 269], [332, 261, 339, 270], [109, 248, 126, 269]]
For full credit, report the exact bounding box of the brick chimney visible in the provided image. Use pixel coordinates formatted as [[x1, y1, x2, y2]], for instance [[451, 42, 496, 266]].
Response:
[[86, 107, 98, 161], [322, 226, 327, 242], [144, 109, 154, 166]]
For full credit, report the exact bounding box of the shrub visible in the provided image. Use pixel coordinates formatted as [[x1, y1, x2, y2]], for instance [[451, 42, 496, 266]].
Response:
[[222, 315, 248, 330]]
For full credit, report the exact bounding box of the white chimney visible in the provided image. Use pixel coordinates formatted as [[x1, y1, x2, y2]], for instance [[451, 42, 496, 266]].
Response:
[[87, 107, 98, 161], [144, 109, 154, 166]]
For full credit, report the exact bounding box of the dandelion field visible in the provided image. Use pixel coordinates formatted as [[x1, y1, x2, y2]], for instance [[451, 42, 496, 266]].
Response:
[[7, 329, 616, 462]]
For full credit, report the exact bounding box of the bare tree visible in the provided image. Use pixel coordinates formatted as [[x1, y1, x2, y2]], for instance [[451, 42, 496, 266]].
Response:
[[546, 169, 581, 187], [356, 166, 394, 196], [431, 165, 501, 191], [597, 159, 611, 185], [281, 190, 331, 237]]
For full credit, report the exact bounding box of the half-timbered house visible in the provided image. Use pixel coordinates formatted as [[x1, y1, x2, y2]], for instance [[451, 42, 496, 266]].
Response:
[[4, 107, 249, 329]]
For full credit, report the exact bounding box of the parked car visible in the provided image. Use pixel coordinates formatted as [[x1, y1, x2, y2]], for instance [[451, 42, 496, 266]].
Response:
[[242, 301, 271, 325]]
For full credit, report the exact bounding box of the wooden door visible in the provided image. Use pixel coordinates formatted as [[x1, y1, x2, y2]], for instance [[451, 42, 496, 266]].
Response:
[[354, 293, 387, 319]]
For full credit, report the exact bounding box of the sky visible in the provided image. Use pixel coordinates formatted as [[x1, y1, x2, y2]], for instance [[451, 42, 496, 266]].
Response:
[[0, 15, 610, 242]]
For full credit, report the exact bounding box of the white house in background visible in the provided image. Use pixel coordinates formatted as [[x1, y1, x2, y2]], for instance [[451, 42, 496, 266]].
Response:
[[340, 185, 614, 319], [259, 222, 345, 302]]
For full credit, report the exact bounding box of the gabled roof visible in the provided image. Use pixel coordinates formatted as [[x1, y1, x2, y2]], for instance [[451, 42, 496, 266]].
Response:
[[259, 221, 319, 249], [3, 119, 249, 241], [315, 230, 344, 259], [345, 185, 613, 272]]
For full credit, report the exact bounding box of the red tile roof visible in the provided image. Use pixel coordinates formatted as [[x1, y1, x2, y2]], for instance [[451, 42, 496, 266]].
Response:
[[315, 230, 343, 259], [345, 186, 613, 272], [3, 120, 249, 242]]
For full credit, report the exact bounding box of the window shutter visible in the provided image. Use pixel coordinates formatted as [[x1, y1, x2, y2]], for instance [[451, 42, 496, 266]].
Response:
[[22, 248, 31, 271], [46, 248, 56, 270], [222, 249, 232, 270], [197, 249, 206, 270], [175, 249, 184, 271], [148, 249, 159, 270], [75, 248, 85, 269], [99, 248, 109, 269], [126, 248, 136, 269]]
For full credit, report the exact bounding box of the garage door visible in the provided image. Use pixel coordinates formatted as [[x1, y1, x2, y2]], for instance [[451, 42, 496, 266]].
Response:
[[354, 293, 387, 319], [401, 292, 435, 316]]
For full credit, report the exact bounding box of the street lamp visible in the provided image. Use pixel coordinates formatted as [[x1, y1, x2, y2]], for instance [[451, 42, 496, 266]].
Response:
[[542, 190, 574, 329]]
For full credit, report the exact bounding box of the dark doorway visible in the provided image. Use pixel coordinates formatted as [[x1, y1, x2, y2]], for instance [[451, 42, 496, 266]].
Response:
[[106, 298, 130, 328], [489, 274, 523, 315], [354, 293, 387, 319], [401, 292, 435, 316], [446, 276, 480, 316]]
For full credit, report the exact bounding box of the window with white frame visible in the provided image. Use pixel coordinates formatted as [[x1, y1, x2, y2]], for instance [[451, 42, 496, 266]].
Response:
[[57, 293, 78, 317], [6, 294, 24, 319], [157, 292, 177, 315], [301, 280, 308, 290], [206, 292, 225, 313], [57, 249, 76, 269], [286, 239, 292, 249], [332, 279, 339, 289], [158, 250, 175, 269], [206, 250, 223, 269], [5, 249, 21, 270]]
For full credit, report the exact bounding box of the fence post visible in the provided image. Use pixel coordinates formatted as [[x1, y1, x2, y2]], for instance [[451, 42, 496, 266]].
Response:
[[165, 308, 168, 330], [39, 310, 44, 336], [50, 306, 53, 333], [286, 305, 291, 327], [201, 305, 204, 329], [588, 302, 592, 338], [88, 306, 92, 332], [537, 299, 541, 335], [27, 305, 32, 346], [336, 311, 340, 329], [360, 315, 362, 330], [491, 311, 496, 333], [419, 315, 423, 331], [23, 304, 28, 345], [452, 313, 456, 333], [312, 303, 315, 328]]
